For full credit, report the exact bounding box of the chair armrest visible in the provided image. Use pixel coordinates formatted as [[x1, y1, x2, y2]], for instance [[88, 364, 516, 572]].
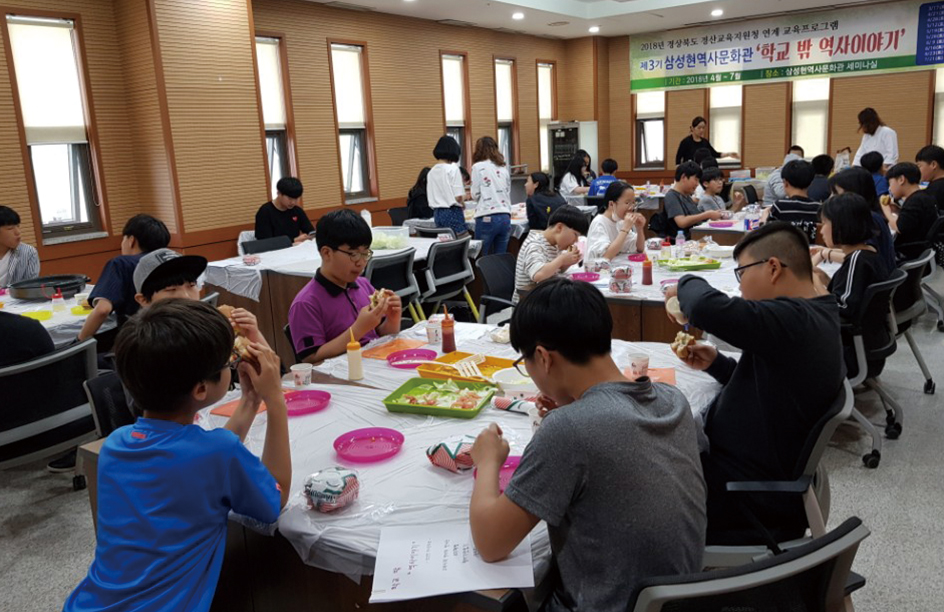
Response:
[[481, 295, 516, 310], [726, 475, 812, 494]]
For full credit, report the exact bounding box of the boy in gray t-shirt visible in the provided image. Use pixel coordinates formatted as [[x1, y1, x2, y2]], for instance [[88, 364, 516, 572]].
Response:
[[469, 279, 707, 612]]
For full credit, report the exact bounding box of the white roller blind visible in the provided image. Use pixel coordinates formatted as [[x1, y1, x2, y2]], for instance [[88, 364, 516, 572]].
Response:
[[792, 78, 830, 157], [331, 44, 366, 129], [635, 91, 665, 119], [7, 16, 87, 144], [442, 54, 465, 127], [710, 85, 742, 109], [793, 78, 830, 102], [495, 59, 514, 123], [256, 37, 286, 130], [709, 85, 742, 156], [538, 63, 553, 120]]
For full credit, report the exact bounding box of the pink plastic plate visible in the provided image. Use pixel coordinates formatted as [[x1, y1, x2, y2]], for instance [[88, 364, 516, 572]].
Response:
[[474, 456, 521, 493], [628, 253, 648, 262], [387, 348, 438, 369], [285, 390, 331, 417], [708, 221, 735, 228], [571, 272, 600, 282], [334, 427, 405, 463]]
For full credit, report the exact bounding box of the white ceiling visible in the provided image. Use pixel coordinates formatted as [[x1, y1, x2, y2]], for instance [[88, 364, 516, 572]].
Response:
[[312, 0, 896, 39]]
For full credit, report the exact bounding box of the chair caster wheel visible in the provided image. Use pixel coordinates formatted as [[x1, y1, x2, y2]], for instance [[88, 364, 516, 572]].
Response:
[[925, 380, 936, 395], [863, 451, 880, 469], [938, 320, 944, 332], [73, 475, 87, 491], [885, 423, 902, 439]]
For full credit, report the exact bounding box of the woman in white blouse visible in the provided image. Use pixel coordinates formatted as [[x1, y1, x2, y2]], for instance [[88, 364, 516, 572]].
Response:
[[853, 107, 898, 169], [586, 181, 646, 261], [470, 136, 512, 255], [558, 154, 591, 197]]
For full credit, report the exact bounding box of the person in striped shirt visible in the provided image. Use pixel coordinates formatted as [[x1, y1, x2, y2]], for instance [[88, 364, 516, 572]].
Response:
[[764, 159, 821, 244], [513, 205, 589, 303], [0, 206, 40, 288]]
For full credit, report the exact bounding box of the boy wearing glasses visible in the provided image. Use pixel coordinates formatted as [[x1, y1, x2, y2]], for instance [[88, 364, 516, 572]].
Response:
[[663, 222, 842, 545], [289, 209, 402, 363]]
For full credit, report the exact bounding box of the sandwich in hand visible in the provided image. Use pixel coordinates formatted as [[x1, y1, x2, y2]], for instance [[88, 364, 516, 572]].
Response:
[[218, 305, 254, 363], [670, 331, 696, 359], [369, 288, 385, 309]]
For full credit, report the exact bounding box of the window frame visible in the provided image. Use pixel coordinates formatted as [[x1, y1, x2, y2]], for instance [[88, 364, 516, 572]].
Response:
[[2, 11, 109, 241], [493, 56, 519, 167], [536, 60, 558, 173], [327, 39, 379, 203], [254, 32, 299, 200], [440, 50, 472, 169], [632, 91, 666, 170]]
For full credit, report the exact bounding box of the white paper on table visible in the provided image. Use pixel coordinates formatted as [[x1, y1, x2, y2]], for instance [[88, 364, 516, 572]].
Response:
[[369, 523, 534, 603]]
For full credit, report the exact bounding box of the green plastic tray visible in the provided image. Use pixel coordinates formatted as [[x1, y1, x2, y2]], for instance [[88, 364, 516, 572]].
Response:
[[383, 377, 497, 419], [662, 258, 723, 271]]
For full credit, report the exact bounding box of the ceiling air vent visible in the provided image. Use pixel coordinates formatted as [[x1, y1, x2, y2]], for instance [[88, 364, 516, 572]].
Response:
[[547, 21, 570, 27], [438, 19, 477, 28], [323, 2, 375, 12]]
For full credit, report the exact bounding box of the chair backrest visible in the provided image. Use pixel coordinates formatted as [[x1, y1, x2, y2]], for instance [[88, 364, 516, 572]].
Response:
[[201, 292, 220, 307], [283, 324, 300, 365], [856, 268, 907, 362], [237, 230, 257, 256], [84, 371, 136, 438], [387, 207, 409, 227], [795, 380, 854, 479], [742, 184, 759, 204], [893, 249, 934, 325], [586, 195, 607, 214], [629, 517, 869, 612], [364, 248, 420, 302], [475, 253, 516, 303], [242, 235, 291, 255], [422, 235, 474, 300], [0, 339, 98, 469], [414, 226, 456, 240]]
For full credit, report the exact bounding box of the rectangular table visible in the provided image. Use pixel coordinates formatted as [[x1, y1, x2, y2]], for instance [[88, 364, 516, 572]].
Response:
[[0, 285, 117, 348]]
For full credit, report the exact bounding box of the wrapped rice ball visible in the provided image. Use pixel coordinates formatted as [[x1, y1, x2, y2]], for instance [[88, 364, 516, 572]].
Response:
[[304, 467, 360, 513], [426, 434, 477, 473]]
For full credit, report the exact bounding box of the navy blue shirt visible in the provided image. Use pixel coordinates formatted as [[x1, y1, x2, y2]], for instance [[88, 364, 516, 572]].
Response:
[[63, 418, 281, 612], [89, 254, 144, 323]]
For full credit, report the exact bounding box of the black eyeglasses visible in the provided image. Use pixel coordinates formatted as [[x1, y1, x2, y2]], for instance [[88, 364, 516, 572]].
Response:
[[733, 258, 787, 282], [513, 355, 530, 378], [335, 247, 373, 262], [224, 351, 242, 391]]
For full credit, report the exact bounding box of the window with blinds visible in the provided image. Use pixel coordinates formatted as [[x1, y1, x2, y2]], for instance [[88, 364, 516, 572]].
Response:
[[792, 78, 830, 158], [6, 15, 101, 236], [256, 36, 292, 199], [495, 58, 516, 165], [442, 53, 468, 165], [330, 43, 372, 200], [538, 62, 556, 172], [709, 85, 742, 162], [634, 91, 665, 169]]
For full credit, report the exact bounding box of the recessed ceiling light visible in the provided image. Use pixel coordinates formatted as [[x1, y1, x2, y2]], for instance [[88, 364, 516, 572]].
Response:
[[711, 8, 723, 17], [404, 0, 416, 2], [589, 26, 600, 33], [512, 12, 524, 20]]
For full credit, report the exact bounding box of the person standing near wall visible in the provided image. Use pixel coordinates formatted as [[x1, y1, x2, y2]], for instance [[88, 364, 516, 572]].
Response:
[[470, 136, 512, 255], [675, 116, 739, 166], [853, 107, 898, 169]]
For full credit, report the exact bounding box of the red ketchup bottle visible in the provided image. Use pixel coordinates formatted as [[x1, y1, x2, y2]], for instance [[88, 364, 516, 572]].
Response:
[[642, 257, 653, 285]]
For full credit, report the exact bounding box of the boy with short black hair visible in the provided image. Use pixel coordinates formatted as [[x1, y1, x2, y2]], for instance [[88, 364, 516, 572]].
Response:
[[882, 162, 941, 259], [765, 158, 821, 243], [861, 151, 889, 196], [0, 205, 39, 287], [589, 158, 619, 196], [697, 167, 745, 212], [513, 205, 588, 303], [808, 154, 834, 202], [78, 214, 171, 341], [470, 278, 706, 612], [289, 209, 402, 363], [915, 145, 944, 211], [254, 177, 313, 245], [63, 299, 291, 612], [664, 161, 722, 240]]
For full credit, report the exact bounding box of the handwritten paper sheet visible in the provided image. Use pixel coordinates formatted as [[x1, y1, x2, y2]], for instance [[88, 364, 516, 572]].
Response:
[[369, 523, 534, 603]]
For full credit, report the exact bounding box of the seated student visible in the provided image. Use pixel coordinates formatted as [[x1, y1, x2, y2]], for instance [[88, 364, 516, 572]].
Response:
[[470, 278, 706, 611], [881, 162, 941, 260], [78, 214, 170, 341], [861, 151, 889, 196], [427, 136, 468, 238], [827, 167, 897, 272], [764, 159, 822, 243], [697, 167, 746, 213], [0, 205, 40, 287], [525, 172, 566, 231], [808, 154, 834, 203], [692, 149, 716, 201], [915, 144, 944, 212], [513, 205, 587, 303], [558, 154, 590, 197], [763, 146, 805, 206], [406, 167, 432, 220], [664, 162, 723, 241], [586, 181, 646, 261], [289, 209, 402, 363], [254, 177, 313, 245], [588, 158, 619, 196], [664, 222, 843, 544], [0, 310, 53, 368], [63, 299, 291, 612], [812, 194, 891, 380]]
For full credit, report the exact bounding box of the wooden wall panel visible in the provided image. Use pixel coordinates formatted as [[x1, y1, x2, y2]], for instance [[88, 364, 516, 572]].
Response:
[[830, 71, 933, 163], [608, 36, 631, 171], [559, 37, 594, 122], [595, 37, 610, 168], [666, 89, 706, 166], [153, 0, 267, 233], [742, 82, 790, 168]]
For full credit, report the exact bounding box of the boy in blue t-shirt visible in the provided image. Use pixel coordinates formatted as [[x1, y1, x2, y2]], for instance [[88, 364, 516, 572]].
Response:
[[64, 299, 291, 612], [589, 158, 619, 197], [860, 151, 889, 196]]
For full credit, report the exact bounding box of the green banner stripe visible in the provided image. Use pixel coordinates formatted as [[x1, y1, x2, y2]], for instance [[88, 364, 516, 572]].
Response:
[[631, 54, 918, 91]]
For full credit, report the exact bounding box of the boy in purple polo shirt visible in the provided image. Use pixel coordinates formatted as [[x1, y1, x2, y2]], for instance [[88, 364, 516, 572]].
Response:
[[289, 209, 402, 362]]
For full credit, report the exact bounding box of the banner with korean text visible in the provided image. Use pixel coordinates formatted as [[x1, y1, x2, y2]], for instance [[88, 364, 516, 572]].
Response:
[[630, 0, 944, 91]]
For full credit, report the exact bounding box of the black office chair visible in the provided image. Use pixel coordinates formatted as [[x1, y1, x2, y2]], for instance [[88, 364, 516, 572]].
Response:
[[475, 253, 516, 325], [365, 248, 424, 324], [414, 226, 457, 240], [419, 235, 478, 319], [283, 324, 301, 365], [916, 215, 944, 331], [387, 207, 409, 227], [893, 249, 935, 395], [242, 235, 292, 255], [742, 184, 759, 204], [631, 517, 869, 612], [201, 292, 220, 307], [84, 371, 136, 437], [586, 195, 607, 214]]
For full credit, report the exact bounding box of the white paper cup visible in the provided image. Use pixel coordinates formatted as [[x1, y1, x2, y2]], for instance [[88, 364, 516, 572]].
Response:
[[628, 354, 650, 379], [290, 363, 313, 387], [426, 320, 442, 344], [74, 293, 91, 309]]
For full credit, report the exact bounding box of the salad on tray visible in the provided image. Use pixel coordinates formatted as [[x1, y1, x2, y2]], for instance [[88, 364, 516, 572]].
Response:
[[396, 380, 485, 410]]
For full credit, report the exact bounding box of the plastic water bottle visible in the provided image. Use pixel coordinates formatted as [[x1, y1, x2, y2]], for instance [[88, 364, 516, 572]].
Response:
[[360, 209, 372, 228], [674, 231, 686, 258]]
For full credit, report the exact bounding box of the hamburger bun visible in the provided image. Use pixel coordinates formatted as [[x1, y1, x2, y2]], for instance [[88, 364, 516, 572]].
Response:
[[218, 304, 245, 336], [369, 288, 384, 309], [670, 331, 696, 359]]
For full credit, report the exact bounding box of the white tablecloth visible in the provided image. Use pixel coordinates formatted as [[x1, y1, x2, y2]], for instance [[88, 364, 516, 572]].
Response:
[[0, 285, 116, 348], [403, 216, 530, 240]]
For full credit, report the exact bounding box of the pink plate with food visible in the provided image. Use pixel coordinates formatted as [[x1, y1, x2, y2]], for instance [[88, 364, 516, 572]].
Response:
[[285, 390, 332, 417], [571, 272, 600, 282], [627, 253, 648, 262], [334, 427, 405, 463], [387, 348, 438, 369], [474, 456, 521, 493], [708, 220, 735, 228]]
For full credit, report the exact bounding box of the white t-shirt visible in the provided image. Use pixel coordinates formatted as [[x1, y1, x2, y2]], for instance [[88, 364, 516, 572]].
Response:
[[559, 172, 581, 197], [470, 160, 511, 217], [586, 213, 638, 261], [427, 162, 465, 209], [854, 125, 899, 167], [0, 250, 10, 287]]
